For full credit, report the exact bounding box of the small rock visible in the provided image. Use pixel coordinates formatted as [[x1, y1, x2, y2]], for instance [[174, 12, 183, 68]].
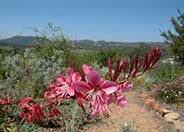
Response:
[[164, 112, 180, 123], [151, 84, 160, 91], [144, 98, 155, 108], [165, 117, 175, 124], [153, 103, 162, 113], [139, 93, 149, 99], [160, 108, 173, 115], [173, 120, 184, 131]]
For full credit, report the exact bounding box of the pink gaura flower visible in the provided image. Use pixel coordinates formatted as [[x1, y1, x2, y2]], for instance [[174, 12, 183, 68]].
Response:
[[55, 67, 82, 97], [18, 97, 32, 108], [73, 64, 119, 116], [118, 81, 133, 92], [0, 97, 12, 105], [72, 91, 88, 112], [48, 105, 60, 117], [74, 65, 118, 95], [90, 91, 110, 116], [44, 67, 82, 104], [0, 97, 13, 112], [18, 97, 44, 123], [18, 106, 33, 123], [44, 80, 57, 105], [32, 103, 44, 122], [108, 93, 127, 108]]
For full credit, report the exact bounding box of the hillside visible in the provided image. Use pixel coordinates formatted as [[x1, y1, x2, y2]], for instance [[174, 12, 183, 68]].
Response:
[[0, 36, 168, 50], [0, 36, 38, 46]]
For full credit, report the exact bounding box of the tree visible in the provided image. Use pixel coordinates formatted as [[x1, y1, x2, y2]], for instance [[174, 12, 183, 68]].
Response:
[[161, 10, 184, 64]]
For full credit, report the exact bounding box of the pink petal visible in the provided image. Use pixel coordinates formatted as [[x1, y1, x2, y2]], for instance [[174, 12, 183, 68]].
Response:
[[49, 80, 55, 89], [48, 105, 60, 117], [103, 86, 118, 94], [68, 87, 75, 96], [56, 74, 65, 84], [18, 97, 32, 105], [90, 92, 109, 116], [73, 81, 91, 93], [28, 113, 33, 123], [66, 67, 74, 83], [82, 64, 94, 75], [56, 96, 62, 104], [86, 71, 101, 88], [72, 72, 82, 82], [82, 64, 90, 75], [100, 80, 118, 94], [116, 95, 127, 108], [124, 81, 133, 88], [118, 81, 133, 92], [66, 67, 74, 78]]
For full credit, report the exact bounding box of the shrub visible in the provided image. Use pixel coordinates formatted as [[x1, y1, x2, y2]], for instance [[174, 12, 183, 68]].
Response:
[[117, 120, 136, 132], [0, 67, 6, 80], [0, 48, 160, 126], [146, 63, 184, 83], [0, 24, 161, 130], [96, 48, 117, 66], [156, 75, 184, 103]]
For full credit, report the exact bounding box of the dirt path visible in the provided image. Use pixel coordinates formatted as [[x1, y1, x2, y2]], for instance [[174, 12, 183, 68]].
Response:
[[84, 91, 176, 132]]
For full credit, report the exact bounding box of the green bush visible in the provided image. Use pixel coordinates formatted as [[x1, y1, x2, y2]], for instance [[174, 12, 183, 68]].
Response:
[[17, 123, 43, 132], [146, 63, 184, 83], [96, 48, 117, 66], [143, 62, 184, 103], [0, 67, 6, 80], [0, 45, 66, 99], [64, 50, 97, 74], [62, 101, 101, 132], [161, 10, 184, 64], [156, 75, 184, 103]]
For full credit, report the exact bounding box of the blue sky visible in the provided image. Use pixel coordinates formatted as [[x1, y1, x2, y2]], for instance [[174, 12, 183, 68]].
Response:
[[0, 0, 184, 41]]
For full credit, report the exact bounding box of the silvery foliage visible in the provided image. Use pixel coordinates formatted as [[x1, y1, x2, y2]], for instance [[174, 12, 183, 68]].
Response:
[[117, 120, 136, 132], [0, 47, 66, 98]]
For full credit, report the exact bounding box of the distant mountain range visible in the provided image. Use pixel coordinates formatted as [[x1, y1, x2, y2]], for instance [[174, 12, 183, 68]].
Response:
[[0, 36, 168, 49], [0, 36, 39, 46]]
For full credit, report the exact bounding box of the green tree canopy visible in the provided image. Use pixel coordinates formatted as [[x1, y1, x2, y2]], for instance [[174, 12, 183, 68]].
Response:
[[161, 10, 184, 64]]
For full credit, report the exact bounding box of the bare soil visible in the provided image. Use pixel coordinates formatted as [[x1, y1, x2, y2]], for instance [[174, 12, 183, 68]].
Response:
[[84, 91, 177, 132]]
